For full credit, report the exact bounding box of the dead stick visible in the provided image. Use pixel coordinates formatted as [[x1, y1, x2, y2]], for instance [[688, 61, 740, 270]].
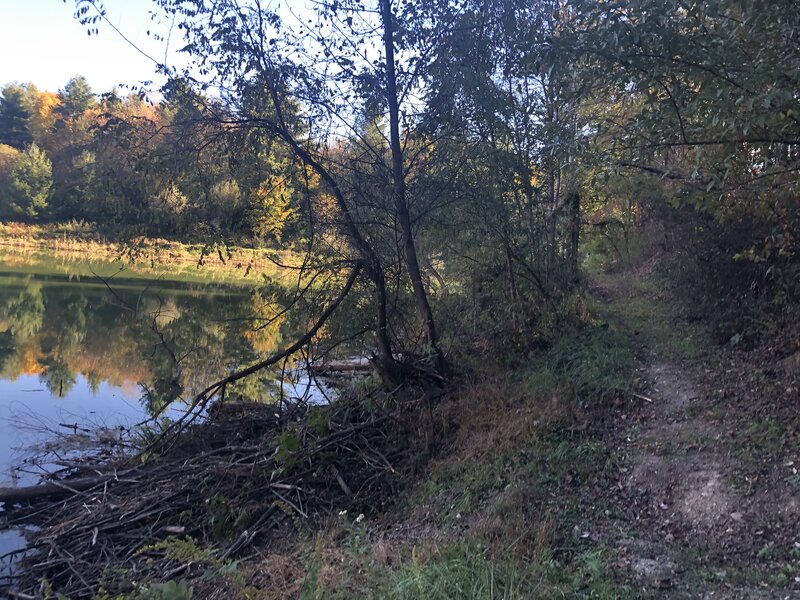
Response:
[[0, 474, 124, 504]]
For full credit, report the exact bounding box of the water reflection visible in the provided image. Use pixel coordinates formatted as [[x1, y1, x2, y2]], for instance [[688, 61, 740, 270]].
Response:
[[0, 260, 343, 580], [0, 270, 289, 415]]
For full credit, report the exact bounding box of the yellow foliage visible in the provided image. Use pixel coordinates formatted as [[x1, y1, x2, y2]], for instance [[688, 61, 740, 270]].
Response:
[[0, 144, 20, 188], [242, 292, 285, 354], [0, 339, 42, 379], [302, 164, 320, 189], [28, 91, 60, 141], [529, 168, 542, 189], [250, 175, 297, 241]]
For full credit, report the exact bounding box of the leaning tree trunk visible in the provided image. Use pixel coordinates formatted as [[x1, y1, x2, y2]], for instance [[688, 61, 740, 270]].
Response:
[[567, 188, 581, 284], [263, 98, 402, 386], [380, 0, 445, 374]]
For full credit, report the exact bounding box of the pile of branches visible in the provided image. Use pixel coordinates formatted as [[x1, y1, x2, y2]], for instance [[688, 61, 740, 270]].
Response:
[[3, 397, 407, 598]]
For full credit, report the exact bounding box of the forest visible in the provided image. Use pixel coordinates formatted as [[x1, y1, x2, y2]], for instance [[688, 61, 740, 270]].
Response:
[[0, 0, 798, 597]]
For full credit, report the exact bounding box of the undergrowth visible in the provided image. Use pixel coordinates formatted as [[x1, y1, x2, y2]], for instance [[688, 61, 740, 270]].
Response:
[[524, 325, 636, 405], [22, 303, 636, 599], [299, 540, 628, 599], [148, 318, 636, 600], [293, 320, 635, 599]]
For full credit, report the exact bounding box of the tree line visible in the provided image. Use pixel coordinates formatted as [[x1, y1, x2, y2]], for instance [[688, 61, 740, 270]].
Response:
[[0, 75, 306, 240]]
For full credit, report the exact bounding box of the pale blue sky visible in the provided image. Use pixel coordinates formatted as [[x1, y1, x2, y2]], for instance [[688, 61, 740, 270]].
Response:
[[0, 0, 181, 94]]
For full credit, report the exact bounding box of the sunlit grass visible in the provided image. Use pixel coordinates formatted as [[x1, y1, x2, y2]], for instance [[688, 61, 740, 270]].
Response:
[[0, 221, 300, 286]]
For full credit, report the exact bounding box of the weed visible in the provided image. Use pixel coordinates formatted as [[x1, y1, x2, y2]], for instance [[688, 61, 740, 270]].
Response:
[[525, 325, 636, 406], [137, 580, 194, 600], [299, 538, 629, 599], [299, 537, 325, 600], [134, 536, 249, 593], [206, 494, 236, 540]]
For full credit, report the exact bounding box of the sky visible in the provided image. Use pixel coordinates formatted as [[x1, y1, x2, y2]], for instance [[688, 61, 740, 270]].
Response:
[[0, 0, 182, 94]]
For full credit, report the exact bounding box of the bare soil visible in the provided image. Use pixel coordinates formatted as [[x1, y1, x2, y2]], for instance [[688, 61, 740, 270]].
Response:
[[595, 272, 800, 598]]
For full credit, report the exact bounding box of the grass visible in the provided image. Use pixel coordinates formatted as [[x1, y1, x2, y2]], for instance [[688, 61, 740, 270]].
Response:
[[307, 322, 634, 599], [589, 268, 708, 361], [297, 539, 629, 600], [524, 324, 636, 406], [0, 221, 298, 286], [582, 220, 712, 360]]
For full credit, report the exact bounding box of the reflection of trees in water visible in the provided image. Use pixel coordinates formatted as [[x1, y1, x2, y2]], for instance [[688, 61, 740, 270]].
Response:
[[0, 276, 290, 415], [0, 280, 45, 341], [139, 288, 289, 413], [39, 293, 88, 397], [39, 358, 77, 397]]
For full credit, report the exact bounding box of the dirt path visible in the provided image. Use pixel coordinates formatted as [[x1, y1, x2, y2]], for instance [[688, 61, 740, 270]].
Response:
[[593, 273, 800, 598]]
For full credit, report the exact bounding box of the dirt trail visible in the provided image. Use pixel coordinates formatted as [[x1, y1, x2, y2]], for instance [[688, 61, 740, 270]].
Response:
[[617, 361, 741, 595], [594, 275, 800, 598]]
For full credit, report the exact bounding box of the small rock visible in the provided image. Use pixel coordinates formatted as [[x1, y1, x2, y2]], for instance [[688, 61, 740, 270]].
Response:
[[730, 512, 743, 522]]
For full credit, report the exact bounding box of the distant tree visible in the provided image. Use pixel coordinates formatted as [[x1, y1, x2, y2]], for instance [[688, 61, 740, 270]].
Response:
[[25, 85, 61, 147], [3, 143, 54, 219], [89, 93, 165, 223], [0, 84, 33, 149], [47, 77, 100, 219], [246, 168, 298, 242], [0, 143, 20, 198], [56, 76, 96, 121]]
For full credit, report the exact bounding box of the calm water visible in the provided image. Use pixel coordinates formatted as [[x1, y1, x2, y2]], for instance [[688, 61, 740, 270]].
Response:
[[0, 254, 332, 580]]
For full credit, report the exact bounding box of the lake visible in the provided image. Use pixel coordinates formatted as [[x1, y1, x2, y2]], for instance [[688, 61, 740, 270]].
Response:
[[0, 251, 334, 580]]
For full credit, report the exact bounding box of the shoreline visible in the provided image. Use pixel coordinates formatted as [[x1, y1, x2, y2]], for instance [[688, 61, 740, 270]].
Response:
[[0, 222, 294, 284]]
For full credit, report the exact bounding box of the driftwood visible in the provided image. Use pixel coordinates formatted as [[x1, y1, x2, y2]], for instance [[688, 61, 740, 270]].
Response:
[[0, 473, 124, 504], [311, 356, 374, 375]]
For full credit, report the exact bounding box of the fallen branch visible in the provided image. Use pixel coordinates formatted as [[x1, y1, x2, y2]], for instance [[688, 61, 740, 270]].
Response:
[[0, 474, 123, 504], [311, 357, 373, 375], [149, 263, 363, 449]]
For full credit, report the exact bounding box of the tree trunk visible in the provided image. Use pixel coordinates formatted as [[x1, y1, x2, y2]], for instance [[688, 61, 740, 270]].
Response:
[[268, 123, 400, 385], [568, 189, 581, 283], [380, 0, 445, 373], [545, 170, 558, 284]]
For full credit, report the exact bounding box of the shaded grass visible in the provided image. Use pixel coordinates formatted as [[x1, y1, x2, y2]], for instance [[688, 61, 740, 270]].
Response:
[[589, 268, 708, 361], [524, 324, 636, 405], [259, 319, 637, 599]]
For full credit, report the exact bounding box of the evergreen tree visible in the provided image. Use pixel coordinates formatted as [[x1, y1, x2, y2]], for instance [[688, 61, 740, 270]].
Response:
[[56, 76, 95, 121], [3, 143, 54, 219], [0, 84, 33, 149]]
